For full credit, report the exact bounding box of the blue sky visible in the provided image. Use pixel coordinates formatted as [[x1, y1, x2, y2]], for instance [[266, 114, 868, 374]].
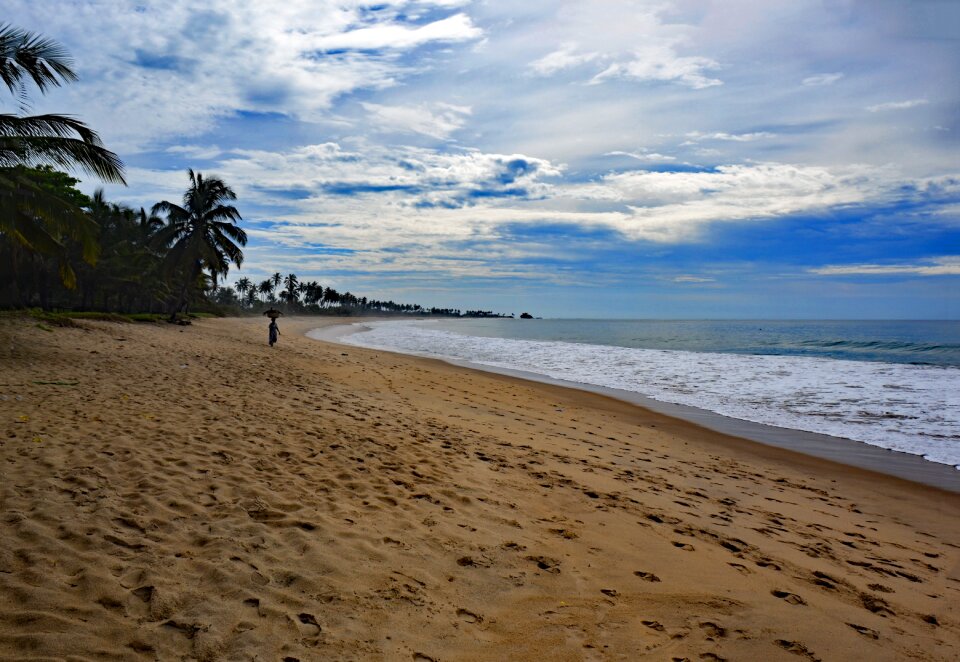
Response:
[[10, 0, 960, 318]]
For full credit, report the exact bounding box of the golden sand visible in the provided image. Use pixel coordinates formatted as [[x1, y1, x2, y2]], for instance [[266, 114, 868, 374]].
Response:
[[1, 315, 958, 660]]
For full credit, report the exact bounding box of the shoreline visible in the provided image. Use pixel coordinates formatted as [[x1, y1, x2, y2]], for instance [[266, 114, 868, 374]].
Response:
[[309, 320, 960, 494], [2, 315, 958, 660]]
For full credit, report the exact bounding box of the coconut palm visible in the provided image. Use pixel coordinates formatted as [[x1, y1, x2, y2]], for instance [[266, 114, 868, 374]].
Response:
[[283, 272, 298, 307], [258, 278, 273, 303], [235, 277, 252, 307], [137, 207, 163, 239], [152, 169, 246, 319], [0, 24, 125, 289]]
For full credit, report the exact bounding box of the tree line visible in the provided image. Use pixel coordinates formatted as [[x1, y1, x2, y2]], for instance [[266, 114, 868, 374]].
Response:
[[217, 273, 508, 318]]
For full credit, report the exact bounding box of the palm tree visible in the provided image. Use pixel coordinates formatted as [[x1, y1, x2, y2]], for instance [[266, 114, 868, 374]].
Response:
[[258, 278, 273, 303], [283, 272, 298, 308], [0, 24, 125, 289], [235, 276, 252, 307], [137, 207, 163, 239], [152, 169, 246, 319]]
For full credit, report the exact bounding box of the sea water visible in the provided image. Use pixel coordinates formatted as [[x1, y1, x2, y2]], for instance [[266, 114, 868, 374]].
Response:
[[338, 319, 960, 469]]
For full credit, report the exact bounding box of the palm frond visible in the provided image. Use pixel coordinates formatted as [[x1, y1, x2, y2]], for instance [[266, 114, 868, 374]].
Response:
[[0, 23, 77, 96], [0, 113, 103, 143], [203, 204, 242, 224], [0, 117, 125, 183], [211, 220, 248, 245]]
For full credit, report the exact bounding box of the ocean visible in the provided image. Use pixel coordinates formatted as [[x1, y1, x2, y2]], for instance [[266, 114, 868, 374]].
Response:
[[335, 319, 960, 469]]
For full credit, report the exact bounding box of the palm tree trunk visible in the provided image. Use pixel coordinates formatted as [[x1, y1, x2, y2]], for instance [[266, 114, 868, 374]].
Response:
[[169, 260, 201, 321]]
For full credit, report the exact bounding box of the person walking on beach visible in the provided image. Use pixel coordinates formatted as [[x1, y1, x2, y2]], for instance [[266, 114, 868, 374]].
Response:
[[268, 319, 280, 347], [263, 307, 282, 347]]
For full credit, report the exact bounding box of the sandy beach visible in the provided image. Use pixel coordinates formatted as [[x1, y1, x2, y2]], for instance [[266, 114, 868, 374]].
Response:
[[1, 315, 958, 661]]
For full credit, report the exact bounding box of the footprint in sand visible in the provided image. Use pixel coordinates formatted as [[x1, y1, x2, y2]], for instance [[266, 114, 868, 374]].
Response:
[[457, 556, 489, 568], [131, 585, 154, 602], [771, 590, 806, 605], [162, 620, 201, 639], [860, 594, 895, 617], [127, 640, 155, 654], [297, 612, 321, 635], [699, 622, 727, 640], [846, 622, 879, 639], [525, 555, 561, 573], [672, 541, 695, 551], [456, 608, 482, 623], [775, 639, 820, 661], [634, 571, 661, 582]]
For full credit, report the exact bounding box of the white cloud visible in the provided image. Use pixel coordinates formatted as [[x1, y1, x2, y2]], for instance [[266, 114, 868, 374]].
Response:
[[866, 99, 929, 112], [684, 131, 776, 143], [208, 142, 564, 212], [361, 102, 471, 139], [310, 13, 481, 51], [563, 162, 897, 242], [166, 144, 224, 160], [605, 150, 676, 162], [810, 257, 960, 276], [672, 275, 716, 283], [591, 45, 722, 89], [11, 1, 483, 151], [802, 72, 844, 86], [529, 44, 599, 75]]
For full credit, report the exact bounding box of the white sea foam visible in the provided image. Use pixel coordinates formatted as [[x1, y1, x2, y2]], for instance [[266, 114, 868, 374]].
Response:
[[341, 320, 960, 468]]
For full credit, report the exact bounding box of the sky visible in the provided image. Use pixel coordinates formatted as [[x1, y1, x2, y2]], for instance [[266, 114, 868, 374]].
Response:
[[9, 0, 960, 318]]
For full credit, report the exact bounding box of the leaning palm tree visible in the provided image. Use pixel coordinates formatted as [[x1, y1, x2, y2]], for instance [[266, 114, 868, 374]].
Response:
[[151, 170, 246, 319], [0, 24, 125, 288]]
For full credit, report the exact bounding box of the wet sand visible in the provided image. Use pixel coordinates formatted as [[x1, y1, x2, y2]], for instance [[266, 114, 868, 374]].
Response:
[[1, 315, 958, 660]]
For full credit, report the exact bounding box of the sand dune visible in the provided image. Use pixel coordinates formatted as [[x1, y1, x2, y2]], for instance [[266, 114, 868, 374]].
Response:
[[1, 315, 957, 661]]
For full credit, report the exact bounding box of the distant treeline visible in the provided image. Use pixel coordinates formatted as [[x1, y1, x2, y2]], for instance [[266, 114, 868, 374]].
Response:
[[220, 274, 510, 318]]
